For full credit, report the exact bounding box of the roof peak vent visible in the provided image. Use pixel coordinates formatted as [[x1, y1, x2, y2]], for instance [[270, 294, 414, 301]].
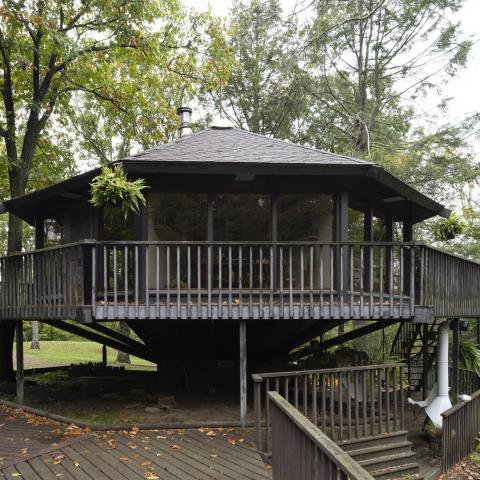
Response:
[[176, 106, 193, 137], [211, 116, 233, 129]]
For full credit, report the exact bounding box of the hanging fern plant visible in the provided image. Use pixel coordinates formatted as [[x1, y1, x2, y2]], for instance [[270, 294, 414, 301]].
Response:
[[90, 165, 148, 219], [431, 213, 467, 241]]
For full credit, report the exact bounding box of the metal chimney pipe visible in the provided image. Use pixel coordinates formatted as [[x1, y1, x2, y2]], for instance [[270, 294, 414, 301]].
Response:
[[176, 106, 193, 137], [425, 321, 452, 427]]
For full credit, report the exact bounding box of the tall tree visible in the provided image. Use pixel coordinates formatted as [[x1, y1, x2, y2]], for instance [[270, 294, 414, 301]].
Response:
[[0, 0, 230, 381], [210, 0, 306, 137], [304, 0, 473, 159]]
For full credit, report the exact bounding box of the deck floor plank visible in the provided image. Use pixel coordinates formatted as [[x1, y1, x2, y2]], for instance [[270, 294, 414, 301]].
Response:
[[0, 405, 271, 480]]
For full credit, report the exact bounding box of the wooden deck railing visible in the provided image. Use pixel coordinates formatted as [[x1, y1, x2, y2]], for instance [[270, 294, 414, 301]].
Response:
[[422, 246, 480, 317], [442, 389, 480, 472], [253, 364, 406, 454], [269, 391, 375, 480], [1, 240, 480, 321], [0, 243, 86, 320]]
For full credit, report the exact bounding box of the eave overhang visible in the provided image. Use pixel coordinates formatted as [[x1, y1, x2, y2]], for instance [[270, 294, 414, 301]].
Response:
[[0, 159, 448, 226]]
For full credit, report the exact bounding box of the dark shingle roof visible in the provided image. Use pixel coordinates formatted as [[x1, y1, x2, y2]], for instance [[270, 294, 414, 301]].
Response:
[[123, 126, 371, 166]]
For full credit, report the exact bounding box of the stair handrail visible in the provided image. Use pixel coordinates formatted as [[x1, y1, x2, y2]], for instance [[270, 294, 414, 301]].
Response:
[[269, 391, 375, 480]]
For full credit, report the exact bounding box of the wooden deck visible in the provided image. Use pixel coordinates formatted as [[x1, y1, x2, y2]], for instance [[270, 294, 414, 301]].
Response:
[[0, 405, 271, 480]]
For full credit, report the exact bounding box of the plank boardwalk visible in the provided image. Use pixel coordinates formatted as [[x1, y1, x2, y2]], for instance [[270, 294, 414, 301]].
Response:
[[0, 405, 271, 480]]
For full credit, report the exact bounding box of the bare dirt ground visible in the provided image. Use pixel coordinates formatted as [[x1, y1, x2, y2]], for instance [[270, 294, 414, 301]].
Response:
[[1, 367, 246, 426]]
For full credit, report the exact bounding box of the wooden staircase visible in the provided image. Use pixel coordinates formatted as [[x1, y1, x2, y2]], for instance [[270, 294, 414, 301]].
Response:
[[391, 322, 439, 392], [338, 431, 422, 479]]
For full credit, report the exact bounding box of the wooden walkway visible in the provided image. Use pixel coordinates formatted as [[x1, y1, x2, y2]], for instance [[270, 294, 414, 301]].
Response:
[[0, 405, 271, 480]]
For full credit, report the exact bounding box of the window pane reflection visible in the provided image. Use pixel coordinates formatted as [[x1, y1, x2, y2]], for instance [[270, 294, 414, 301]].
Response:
[[278, 195, 333, 289], [213, 194, 271, 241]]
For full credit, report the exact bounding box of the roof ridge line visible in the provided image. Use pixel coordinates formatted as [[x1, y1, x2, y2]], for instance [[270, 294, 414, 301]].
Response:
[[232, 128, 374, 165]]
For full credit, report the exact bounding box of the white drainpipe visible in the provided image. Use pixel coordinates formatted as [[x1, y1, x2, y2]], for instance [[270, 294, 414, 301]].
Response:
[[425, 321, 452, 427]]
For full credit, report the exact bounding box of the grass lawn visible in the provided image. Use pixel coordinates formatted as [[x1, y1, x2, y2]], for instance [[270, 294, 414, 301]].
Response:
[[13, 341, 155, 370]]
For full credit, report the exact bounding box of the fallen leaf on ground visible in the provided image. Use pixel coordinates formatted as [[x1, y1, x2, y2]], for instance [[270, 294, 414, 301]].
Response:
[[227, 439, 237, 445], [144, 472, 159, 480], [206, 431, 216, 437], [141, 461, 152, 466], [171, 444, 180, 450]]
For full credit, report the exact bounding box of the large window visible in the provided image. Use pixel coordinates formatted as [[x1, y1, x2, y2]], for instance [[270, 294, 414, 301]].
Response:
[[213, 194, 271, 241], [148, 193, 208, 241], [103, 208, 134, 240], [44, 218, 64, 247], [278, 194, 333, 241]]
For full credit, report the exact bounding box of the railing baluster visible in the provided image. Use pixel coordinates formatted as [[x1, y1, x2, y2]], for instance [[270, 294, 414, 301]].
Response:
[[166, 245, 170, 319], [260, 247, 264, 319], [124, 246, 129, 319], [249, 247, 253, 318], [228, 246, 232, 319], [309, 246, 314, 318], [92, 246, 96, 317], [197, 246, 201, 317], [279, 247, 284, 318], [176, 246, 181, 317], [208, 245, 212, 318], [218, 245, 222, 318], [359, 245, 364, 319], [103, 245, 107, 319], [379, 247, 384, 317], [269, 246, 273, 318], [300, 246, 304, 318], [113, 245, 118, 319], [289, 247, 293, 317], [239, 246, 243, 315], [156, 245, 160, 319]]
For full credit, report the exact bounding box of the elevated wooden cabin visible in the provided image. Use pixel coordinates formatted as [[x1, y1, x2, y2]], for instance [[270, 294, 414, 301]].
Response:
[[1, 111, 480, 398]]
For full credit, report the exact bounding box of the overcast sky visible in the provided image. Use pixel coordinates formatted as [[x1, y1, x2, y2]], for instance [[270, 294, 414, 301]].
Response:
[[184, 0, 480, 129]]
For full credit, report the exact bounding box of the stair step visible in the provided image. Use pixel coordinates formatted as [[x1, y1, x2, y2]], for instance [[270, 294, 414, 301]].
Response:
[[337, 431, 408, 451], [347, 440, 413, 461], [359, 451, 417, 473], [370, 462, 420, 480]]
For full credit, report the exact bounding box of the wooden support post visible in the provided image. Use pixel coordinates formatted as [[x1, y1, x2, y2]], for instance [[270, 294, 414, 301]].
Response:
[[102, 345, 107, 367], [15, 321, 24, 405], [363, 199, 373, 291], [207, 194, 214, 241], [133, 203, 147, 300], [335, 191, 348, 329], [403, 217, 413, 295], [239, 320, 247, 427], [384, 210, 393, 294], [34, 216, 44, 250], [271, 192, 278, 290], [452, 318, 460, 402]]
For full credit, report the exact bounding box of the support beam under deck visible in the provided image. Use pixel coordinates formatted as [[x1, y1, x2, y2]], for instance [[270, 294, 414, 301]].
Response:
[[239, 320, 247, 427], [15, 321, 24, 405]]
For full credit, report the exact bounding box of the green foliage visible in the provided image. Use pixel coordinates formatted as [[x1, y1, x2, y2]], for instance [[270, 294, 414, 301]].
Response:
[[425, 421, 443, 439], [460, 340, 480, 376], [90, 165, 147, 219], [432, 213, 468, 241]]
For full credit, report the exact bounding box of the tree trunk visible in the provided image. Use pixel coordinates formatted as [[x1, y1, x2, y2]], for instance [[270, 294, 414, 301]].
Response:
[[0, 168, 27, 382], [30, 321, 40, 350], [0, 322, 15, 382], [116, 321, 131, 364]]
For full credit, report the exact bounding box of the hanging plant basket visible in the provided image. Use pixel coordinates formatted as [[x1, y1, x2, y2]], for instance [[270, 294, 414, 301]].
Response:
[[90, 165, 148, 219], [432, 213, 467, 241]]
